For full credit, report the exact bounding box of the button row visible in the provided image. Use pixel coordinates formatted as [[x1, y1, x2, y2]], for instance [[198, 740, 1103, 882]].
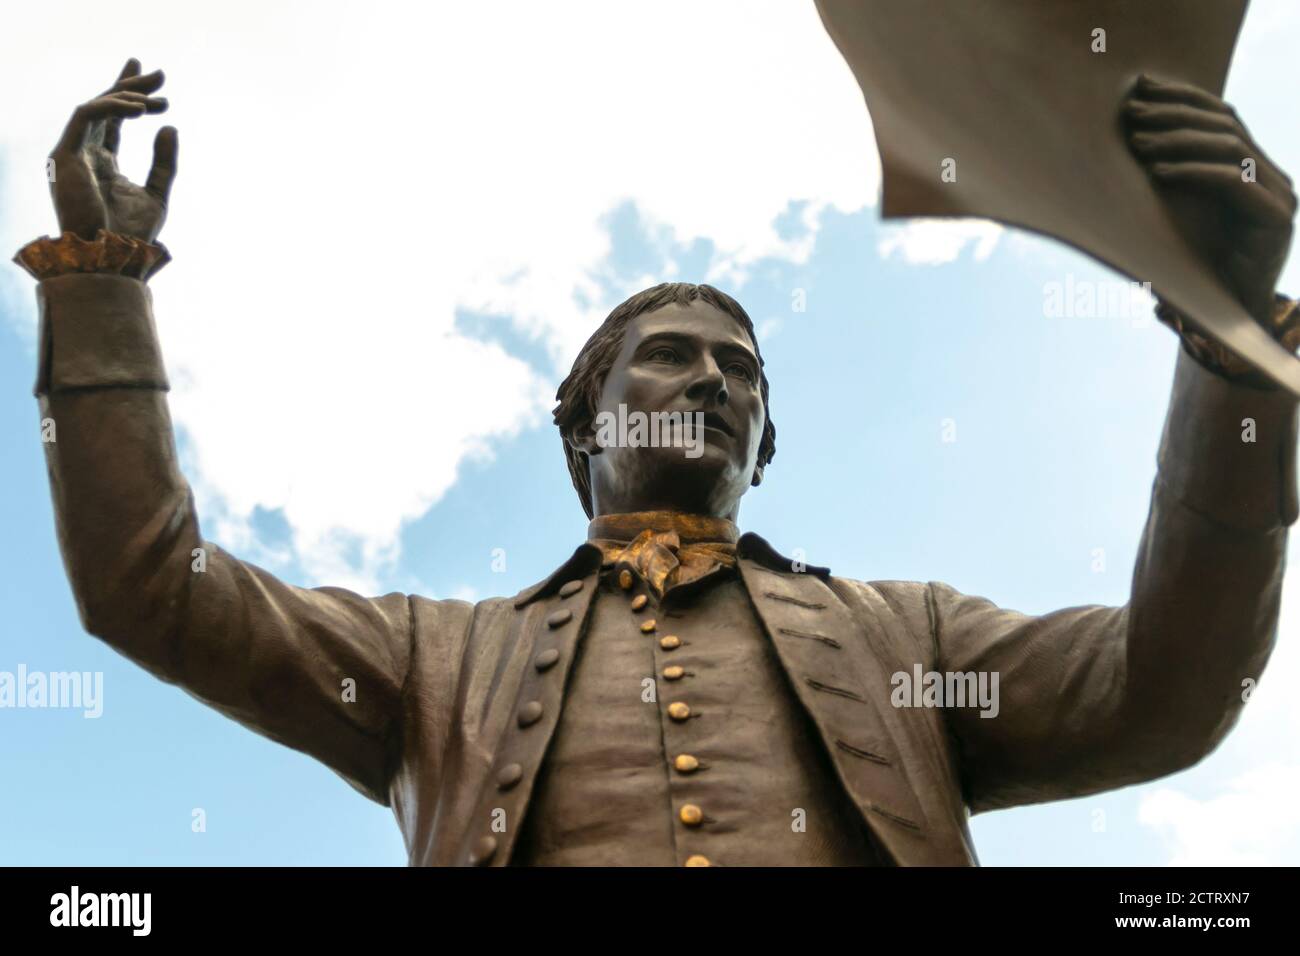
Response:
[[622, 566, 713, 868]]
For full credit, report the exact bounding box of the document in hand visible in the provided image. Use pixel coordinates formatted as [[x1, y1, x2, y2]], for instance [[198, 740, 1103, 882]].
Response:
[[815, 0, 1300, 395]]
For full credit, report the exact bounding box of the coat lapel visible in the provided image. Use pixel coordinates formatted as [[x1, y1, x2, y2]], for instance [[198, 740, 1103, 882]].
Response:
[[455, 544, 603, 866], [737, 532, 951, 866]]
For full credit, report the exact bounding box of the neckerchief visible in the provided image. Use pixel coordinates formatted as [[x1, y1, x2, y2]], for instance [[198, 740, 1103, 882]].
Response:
[[588, 511, 739, 599]]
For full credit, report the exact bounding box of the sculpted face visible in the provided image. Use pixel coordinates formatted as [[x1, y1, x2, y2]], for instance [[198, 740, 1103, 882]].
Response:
[[573, 300, 767, 521]]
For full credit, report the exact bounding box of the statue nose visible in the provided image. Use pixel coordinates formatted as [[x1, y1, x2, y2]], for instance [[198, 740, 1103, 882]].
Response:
[[685, 366, 728, 406]]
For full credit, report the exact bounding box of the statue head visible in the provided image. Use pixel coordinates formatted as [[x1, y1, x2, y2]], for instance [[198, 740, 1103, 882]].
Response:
[[554, 282, 776, 522]]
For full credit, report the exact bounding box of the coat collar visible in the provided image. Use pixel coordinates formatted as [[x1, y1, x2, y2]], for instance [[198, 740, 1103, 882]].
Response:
[[736, 531, 831, 578], [513, 530, 829, 608]]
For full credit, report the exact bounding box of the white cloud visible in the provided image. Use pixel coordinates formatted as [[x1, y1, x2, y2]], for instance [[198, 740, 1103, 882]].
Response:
[[1138, 763, 1300, 866], [877, 219, 1003, 266], [755, 317, 784, 342]]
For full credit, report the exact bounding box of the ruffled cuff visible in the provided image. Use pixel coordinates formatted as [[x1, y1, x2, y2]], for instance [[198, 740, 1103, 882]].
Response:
[[12, 229, 170, 282], [1155, 294, 1300, 389]]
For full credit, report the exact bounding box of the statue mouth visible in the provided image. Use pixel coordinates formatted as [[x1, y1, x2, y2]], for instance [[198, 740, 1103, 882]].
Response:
[[692, 410, 734, 437]]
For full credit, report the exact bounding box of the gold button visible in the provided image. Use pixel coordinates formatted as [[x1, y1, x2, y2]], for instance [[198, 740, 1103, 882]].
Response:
[[679, 804, 704, 826], [659, 635, 681, 650], [662, 665, 685, 681], [684, 855, 711, 867], [667, 701, 691, 721], [618, 569, 633, 590], [674, 754, 699, 773], [640, 619, 656, 634], [630, 594, 648, 611]]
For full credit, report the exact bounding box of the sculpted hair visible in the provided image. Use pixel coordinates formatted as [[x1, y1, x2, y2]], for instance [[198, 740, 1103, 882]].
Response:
[[553, 282, 777, 518]]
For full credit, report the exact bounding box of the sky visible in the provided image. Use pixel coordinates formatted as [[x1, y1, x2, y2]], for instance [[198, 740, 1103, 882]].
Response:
[[1, 0, 1298, 866]]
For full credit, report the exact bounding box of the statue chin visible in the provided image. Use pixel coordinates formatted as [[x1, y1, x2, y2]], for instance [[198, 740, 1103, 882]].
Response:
[[594, 442, 749, 517]]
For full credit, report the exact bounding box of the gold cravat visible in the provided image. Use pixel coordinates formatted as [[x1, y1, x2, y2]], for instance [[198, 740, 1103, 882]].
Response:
[[589, 511, 739, 599]]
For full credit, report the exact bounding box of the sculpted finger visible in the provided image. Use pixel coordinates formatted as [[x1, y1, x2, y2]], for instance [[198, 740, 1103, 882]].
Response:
[[145, 125, 179, 203], [1150, 161, 1296, 225], [109, 69, 164, 97], [116, 58, 141, 83], [1130, 129, 1247, 162], [112, 90, 169, 113], [54, 96, 149, 155], [1132, 129, 1294, 197], [1124, 100, 1240, 136], [103, 60, 140, 153], [1133, 74, 1235, 116]]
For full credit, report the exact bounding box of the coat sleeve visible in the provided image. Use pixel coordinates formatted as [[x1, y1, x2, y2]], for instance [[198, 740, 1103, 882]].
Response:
[[32, 271, 412, 805], [931, 342, 1298, 814]]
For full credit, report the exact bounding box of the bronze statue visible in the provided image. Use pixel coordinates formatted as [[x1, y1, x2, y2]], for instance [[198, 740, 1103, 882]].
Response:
[[15, 55, 1299, 866]]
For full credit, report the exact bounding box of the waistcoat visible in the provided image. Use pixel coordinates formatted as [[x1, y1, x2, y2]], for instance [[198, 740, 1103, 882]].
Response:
[[512, 517, 884, 866]]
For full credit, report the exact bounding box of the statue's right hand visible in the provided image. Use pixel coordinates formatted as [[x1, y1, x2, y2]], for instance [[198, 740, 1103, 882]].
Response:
[[49, 58, 176, 243]]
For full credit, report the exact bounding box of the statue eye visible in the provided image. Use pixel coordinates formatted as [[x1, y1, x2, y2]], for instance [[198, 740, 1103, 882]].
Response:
[[725, 362, 756, 383], [647, 347, 680, 363]]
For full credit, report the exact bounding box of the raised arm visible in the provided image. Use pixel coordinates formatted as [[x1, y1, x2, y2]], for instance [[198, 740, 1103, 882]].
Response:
[[932, 76, 1300, 813], [933, 338, 1297, 812], [21, 60, 411, 804]]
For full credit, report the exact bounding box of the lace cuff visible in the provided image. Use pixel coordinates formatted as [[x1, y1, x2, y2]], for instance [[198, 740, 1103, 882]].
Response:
[[1155, 294, 1300, 388], [12, 229, 170, 282]]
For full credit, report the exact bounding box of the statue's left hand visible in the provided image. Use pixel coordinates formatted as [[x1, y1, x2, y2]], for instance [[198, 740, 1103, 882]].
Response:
[[1124, 74, 1296, 327]]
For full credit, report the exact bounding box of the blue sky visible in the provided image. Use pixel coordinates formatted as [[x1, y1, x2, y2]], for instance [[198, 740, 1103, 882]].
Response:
[[2, 1, 1299, 865]]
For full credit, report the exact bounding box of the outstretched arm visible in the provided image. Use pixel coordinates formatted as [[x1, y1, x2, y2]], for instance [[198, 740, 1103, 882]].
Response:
[[22, 60, 411, 804], [934, 76, 1299, 813]]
